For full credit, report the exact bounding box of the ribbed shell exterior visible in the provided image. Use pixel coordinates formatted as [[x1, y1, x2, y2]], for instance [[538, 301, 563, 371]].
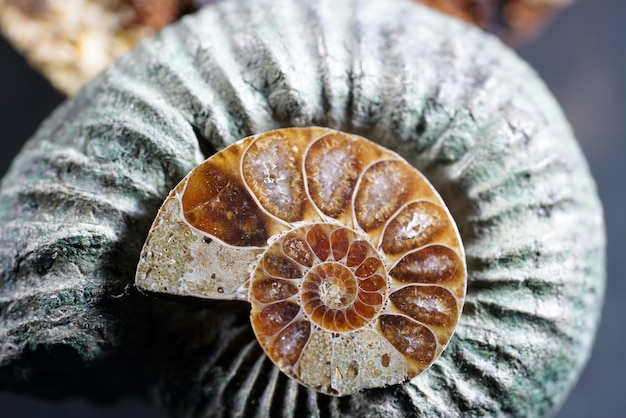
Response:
[[0, 0, 604, 417]]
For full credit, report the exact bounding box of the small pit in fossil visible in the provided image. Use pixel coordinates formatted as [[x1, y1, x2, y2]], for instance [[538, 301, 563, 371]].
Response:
[[381, 353, 391, 367]]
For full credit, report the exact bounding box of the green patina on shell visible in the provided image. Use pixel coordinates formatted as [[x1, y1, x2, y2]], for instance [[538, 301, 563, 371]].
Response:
[[0, 0, 605, 416]]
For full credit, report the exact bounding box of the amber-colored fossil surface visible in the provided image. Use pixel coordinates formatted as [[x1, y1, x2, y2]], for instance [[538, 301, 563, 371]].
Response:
[[135, 127, 467, 396], [0, 0, 570, 94]]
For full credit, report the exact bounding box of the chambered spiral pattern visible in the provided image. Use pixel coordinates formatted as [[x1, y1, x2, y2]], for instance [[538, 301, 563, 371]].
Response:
[[136, 127, 466, 396], [253, 224, 387, 333]]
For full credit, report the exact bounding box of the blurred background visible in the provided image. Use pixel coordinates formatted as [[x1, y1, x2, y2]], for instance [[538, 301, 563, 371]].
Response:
[[0, 0, 623, 416]]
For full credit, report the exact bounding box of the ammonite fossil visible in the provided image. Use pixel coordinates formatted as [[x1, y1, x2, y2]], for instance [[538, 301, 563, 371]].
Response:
[[135, 127, 467, 396], [0, 0, 604, 416]]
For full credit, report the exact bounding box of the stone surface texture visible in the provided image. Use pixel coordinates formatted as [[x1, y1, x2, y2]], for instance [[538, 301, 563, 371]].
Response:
[[0, 0, 605, 416]]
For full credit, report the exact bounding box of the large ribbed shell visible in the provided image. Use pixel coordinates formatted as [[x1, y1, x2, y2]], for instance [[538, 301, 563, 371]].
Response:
[[0, 0, 604, 416], [135, 127, 467, 396]]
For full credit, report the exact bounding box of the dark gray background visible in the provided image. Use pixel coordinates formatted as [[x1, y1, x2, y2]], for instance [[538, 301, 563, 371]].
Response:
[[0, 0, 624, 416]]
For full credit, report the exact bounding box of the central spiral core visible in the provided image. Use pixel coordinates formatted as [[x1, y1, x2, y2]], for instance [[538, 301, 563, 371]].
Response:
[[250, 223, 387, 334], [304, 262, 357, 311]]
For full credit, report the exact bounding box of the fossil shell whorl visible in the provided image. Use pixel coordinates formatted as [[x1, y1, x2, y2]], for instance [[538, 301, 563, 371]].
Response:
[[0, 0, 604, 416], [135, 127, 467, 396]]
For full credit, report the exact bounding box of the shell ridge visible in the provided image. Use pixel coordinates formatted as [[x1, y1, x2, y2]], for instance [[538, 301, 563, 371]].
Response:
[[182, 4, 278, 145], [197, 318, 253, 380], [177, 24, 258, 143], [469, 298, 569, 340], [131, 27, 210, 128], [227, 348, 269, 417], [201, 338, 259, 417], [465, 154, 564, 201], [365, 10, 415, 150], [0, 144, 161, 209], [304, 0, 353, 125], [253, 363, 282, 418], [269, 0, 327, 122], [91, 67, 201, 174], [433, 335, 519, 415], [0, 224, 116, 322], [231, 30, 311, 126], [1, 183, 130, 229], [78, 113, 193, 195]]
